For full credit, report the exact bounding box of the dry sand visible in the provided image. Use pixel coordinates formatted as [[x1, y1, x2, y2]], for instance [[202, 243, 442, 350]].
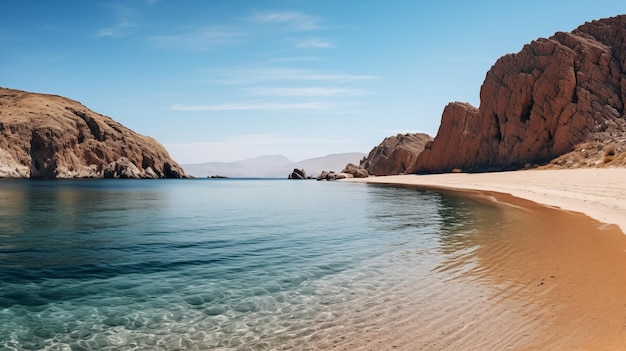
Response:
[[349, 168, 626, 233], [333, 168, 626, 350]]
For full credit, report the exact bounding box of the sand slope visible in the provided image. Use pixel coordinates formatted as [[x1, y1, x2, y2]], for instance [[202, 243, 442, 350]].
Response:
[[349, 168, 626, 233], [342, 168, 626, 350]]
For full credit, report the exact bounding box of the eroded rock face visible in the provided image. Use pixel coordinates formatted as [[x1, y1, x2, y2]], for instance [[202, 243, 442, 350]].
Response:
[[361, 133, 433, 176], [341, 163, 369, 178], [413, 15, 626, 173], [0, 87, 186, 178]]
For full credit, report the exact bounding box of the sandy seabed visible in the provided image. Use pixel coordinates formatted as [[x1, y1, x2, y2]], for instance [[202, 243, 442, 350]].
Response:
[[332, 169, 626, 350], [351, 168, 626, 233]]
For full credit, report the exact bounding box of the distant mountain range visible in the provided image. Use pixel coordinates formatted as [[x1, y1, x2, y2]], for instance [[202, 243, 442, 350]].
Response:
[[181, 153, 366, 178]]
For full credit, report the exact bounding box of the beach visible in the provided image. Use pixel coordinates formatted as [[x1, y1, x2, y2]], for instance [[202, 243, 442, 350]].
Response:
[[349, 168, 626, 233], [1, 175, 626, 349], [337, 168, 626, 350]]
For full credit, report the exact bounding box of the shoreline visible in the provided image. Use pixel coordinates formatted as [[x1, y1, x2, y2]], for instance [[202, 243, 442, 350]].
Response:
[[339, 168, 626, 349], [347, 168, 626, 234], [323, 191, 626, 350]]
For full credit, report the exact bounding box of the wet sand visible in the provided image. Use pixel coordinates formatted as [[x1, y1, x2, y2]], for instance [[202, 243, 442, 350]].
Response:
[[333, 169, 626, 350], [349, 168, 626, 233]]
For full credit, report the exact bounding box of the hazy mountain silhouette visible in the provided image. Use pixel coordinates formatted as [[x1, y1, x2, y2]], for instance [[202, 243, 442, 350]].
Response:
[[182, 153, 366, 178]]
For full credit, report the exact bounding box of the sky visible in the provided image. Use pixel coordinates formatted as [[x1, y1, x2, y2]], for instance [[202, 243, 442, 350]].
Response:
[[1, 1, 626, 164]]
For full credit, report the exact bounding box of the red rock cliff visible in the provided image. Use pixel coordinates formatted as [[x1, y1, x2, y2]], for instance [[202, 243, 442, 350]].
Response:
[[412, 14, 626, 173], [361, 133, 432, 176], [0, 87, 186, 178]]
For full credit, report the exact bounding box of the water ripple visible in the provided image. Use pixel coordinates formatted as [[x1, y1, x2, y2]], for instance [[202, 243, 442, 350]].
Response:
[[0, 179, 468, 350]]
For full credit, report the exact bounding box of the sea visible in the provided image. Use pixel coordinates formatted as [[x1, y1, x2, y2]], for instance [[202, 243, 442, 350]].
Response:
[[0, 178, 553, 350]]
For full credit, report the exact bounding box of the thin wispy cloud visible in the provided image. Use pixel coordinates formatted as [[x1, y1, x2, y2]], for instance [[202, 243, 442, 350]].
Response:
[[96, 3, 136, 38], [171, 133, 354, 148], [151, 26, 243, 51], [251, 11, 321, 30], [245, 87, 371, 97], [97, 20, 135, 38], [211, 67, 378, 84], [171, 101, 341, 112], [269, 56, 323, 63], [293, 38, 333, 49]]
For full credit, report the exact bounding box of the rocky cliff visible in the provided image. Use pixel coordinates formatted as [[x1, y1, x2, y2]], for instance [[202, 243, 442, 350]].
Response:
[[412, 14, 626, 173], [360, 133, 433, 175], [0, 87, 186, 178]]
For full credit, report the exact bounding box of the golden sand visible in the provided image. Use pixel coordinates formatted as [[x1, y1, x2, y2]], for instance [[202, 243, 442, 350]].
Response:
[[331, 169, 626, 350], [348, 168, 626, 233]]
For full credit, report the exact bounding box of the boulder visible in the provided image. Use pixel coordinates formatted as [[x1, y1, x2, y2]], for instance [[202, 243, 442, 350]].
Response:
[[361, 133, 433, 175], [341, 163, 369, 178], [103, 157, 144, 179], [334, 173, 353, 180], [0, 87, 186, 178], [288, 168, 307, 179], [316, 169, 358, 181], [412, 14, 626, 173], [317, 170, 337, 181], [317, 170, 330, 180]]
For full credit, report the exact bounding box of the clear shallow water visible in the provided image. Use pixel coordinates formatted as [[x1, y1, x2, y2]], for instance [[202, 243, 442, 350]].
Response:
[[0, 179, 490, 350]]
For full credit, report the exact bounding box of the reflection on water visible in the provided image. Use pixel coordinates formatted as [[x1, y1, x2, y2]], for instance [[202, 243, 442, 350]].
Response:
[[0, 180, 166, 273], [434, 192, 506, 253], [365, 185, 509, 261], [0, 180, 624, 350], [2, 179, 465, 350], [359, 184, 626, 350]]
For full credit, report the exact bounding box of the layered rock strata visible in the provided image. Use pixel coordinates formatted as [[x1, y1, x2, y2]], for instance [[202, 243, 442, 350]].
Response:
[[0, 87, 186, 178], [412, 15, 626, 173]]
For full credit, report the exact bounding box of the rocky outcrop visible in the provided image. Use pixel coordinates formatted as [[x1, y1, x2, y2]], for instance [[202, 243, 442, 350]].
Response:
[[316, 168, 364, 180], [412, 14, 626, 173], [341, 163, 369, 178], [317, 170, 349, 181], [317, 170, 334, 180], [540, 139, 626, 168], [288, 168, 307, 179], [360, 133, 433, 176], [0, 87, 186, 178]]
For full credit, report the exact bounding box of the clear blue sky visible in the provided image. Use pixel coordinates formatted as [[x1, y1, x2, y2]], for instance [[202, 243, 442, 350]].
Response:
[[1, 1, 625, 163]]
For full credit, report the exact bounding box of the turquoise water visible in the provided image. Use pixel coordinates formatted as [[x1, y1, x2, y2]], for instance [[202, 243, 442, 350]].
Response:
[[0, 179, 481, 350]]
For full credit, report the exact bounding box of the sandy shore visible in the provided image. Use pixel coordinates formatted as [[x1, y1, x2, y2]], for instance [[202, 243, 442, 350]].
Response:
[[348, 168, 626, 234], [335, 168, 626, 350]]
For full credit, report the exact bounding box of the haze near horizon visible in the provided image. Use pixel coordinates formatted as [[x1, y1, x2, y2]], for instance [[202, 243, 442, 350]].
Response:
[[1, 0, 625, 163]]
